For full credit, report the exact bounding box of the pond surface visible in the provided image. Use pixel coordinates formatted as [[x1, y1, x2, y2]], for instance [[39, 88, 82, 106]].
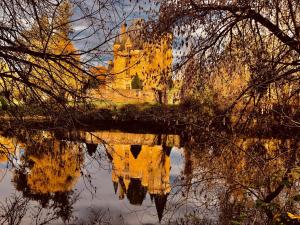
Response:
[[0, 128, 299, 225], [0, 129, 190, 225]]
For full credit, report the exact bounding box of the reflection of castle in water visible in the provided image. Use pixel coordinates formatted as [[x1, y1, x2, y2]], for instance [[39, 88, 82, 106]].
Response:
[[107, 144, 172, 221], [84, 131, 180, 222]]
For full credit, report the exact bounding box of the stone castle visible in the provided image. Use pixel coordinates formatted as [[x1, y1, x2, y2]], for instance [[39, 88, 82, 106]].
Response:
[[90, 19, 173, 104]]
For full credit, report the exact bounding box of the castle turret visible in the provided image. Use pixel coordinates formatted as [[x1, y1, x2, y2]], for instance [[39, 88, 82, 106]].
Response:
[[125, 37, 132, 50], [108, 60, 113, 71], [113, 42, 121, 53], [120, 22, 127, 35]]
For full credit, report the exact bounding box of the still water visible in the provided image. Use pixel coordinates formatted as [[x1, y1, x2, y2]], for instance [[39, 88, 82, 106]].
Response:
[[0, 129, 189, 225], [0, 128, 299, 225]]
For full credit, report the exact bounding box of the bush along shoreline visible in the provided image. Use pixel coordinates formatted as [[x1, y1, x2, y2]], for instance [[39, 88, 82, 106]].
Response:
[[0, 101, 300, 138]]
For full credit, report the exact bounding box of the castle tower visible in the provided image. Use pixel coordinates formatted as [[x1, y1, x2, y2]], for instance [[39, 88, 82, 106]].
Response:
[[109, 20, 172, 93], [120, 22, 127, 36]]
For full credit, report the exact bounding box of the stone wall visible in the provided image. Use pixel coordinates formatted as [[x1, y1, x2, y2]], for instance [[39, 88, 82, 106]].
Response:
[[88, 88, 157, 104]]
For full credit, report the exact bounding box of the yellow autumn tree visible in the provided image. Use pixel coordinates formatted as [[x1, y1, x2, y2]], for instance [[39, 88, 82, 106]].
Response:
[[24, 0, 84, 103]]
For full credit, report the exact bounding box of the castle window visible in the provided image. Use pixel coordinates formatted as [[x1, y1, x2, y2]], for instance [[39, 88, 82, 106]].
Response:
[[126, 84, 131, 90]]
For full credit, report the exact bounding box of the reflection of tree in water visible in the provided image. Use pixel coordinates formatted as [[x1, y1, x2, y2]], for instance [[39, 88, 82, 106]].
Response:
[[178, 133, 300, 225], [12, 132, 84, 222], [0, 193, 119, 225], [0, 134, 23, 169], [27, 142, 82, 194], [0, 194, 29, 225]]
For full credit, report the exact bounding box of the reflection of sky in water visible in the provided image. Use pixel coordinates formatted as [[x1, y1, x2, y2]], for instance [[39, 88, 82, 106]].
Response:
[[170, 147, 184, 177]]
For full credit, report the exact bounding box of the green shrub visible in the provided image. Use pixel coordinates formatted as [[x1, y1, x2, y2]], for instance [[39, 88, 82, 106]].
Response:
[[131, 75, 143, 89]]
